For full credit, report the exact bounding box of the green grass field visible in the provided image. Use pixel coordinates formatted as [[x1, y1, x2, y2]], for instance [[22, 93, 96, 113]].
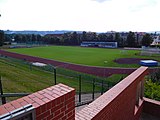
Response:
[[7, 46, 159, 68], [0, 56, 127, 102], [0, 57, 101, 93], [0, 57, 124, 93]]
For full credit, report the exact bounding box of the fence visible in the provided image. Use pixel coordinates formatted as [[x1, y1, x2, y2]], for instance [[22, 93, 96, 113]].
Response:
[[2, 67, 159, 120], [0, 76, 112, 106], [0, 55, 121, 106]]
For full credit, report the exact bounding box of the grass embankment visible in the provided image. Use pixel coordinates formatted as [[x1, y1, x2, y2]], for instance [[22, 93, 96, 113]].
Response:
[[7, 46, 158, 68], [0, 57, 100, 93], [0, 57, 125, 95]]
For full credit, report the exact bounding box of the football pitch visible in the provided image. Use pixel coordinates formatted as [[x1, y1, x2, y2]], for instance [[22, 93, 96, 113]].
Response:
[[7, 46, 159, 67]]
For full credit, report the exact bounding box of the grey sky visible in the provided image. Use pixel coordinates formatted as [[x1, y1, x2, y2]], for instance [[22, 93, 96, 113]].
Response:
[[0, 0, 160, 32], [92, 0, 111, 3]]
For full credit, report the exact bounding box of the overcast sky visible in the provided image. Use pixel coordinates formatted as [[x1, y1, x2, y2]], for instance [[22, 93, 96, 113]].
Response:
[[0, 0, 160, 32]]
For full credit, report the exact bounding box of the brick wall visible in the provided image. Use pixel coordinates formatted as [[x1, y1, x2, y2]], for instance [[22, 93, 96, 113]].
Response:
[[75, 66, 148, 120], [1, 65, 159, 120], [0, 83, 75, 120]]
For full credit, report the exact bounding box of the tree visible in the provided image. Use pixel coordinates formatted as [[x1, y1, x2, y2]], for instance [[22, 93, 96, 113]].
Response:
[[14, 34, 22, 42], [141, 33, 153, 47], [26, 34, 32, 43], [62, 32, 70, 45], [37, 34, 42, 44], [115, 32, 123, 47], [126, 31, 136, 47], [107, 34, 114, 41], [31, 34, 37, 42], [81, 31, 87, 41], [85, 32, 97, 42], [4, 34, 12, 42], [0, 30, 4, 46], [98, 33, 107, 42], [22, 35, 27, 43], [70, 32, 78, 45]]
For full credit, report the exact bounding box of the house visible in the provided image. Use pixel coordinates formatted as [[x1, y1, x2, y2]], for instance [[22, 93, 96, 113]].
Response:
[[151, 36, 160, 45]]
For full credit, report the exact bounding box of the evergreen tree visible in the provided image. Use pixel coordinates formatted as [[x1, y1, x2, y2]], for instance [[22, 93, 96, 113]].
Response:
[[141, 34, 153, 47], [0, 30, 4, 46], [115, 32, 122, 47], [126, 31, 136, 47]]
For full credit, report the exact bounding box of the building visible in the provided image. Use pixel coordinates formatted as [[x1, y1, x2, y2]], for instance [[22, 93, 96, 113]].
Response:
[[80, 42, 118, 48], [151, 36, 160, 45]]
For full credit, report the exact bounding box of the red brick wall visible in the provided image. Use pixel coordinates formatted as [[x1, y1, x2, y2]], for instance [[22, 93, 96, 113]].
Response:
[[143, 97, 160, 118], [1, 65, 159, 120], [0, 83, 75, 120], [76, 66, 148, 120]]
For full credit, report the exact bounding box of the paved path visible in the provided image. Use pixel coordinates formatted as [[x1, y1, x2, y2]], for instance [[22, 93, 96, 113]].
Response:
[[75, 93, 101, 103], [75, 93, 101, 112]]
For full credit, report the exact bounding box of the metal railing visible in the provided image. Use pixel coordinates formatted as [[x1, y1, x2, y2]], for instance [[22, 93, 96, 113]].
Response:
[[0, 75, 110, 106], [0, 104, 35, 120], [0, 56, 119, 106], [0, 77, 30, 105]]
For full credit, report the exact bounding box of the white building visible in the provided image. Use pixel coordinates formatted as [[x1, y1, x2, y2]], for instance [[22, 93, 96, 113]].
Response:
[[151, 36, 160, 45], [80, 42, 118, 48]]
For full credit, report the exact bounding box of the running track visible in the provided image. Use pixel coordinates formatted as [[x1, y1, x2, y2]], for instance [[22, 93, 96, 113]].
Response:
[[0, 50, 147, 77]]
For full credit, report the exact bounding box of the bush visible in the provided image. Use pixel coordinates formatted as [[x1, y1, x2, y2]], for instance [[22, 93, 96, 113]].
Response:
[[145, 79, 160, 101], [150, 68, 160, 84]]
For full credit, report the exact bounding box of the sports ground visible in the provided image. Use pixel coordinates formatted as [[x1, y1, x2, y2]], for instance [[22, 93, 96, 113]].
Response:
[[0, 45, 159, 100], [6, 46, 160, 68]]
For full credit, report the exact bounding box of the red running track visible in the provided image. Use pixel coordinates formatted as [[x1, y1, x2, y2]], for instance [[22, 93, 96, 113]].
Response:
[[0, 50, 138, 77]]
